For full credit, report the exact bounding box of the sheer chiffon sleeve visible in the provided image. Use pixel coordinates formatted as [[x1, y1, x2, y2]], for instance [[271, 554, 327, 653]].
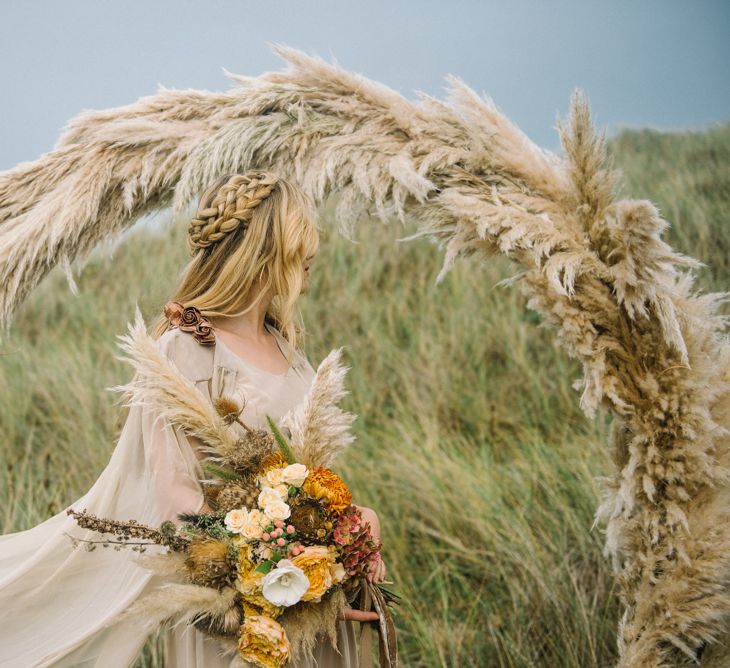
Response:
[[0, 328, 210, 668], [141, 327, 209, 526], [141, 406, 206, 526]]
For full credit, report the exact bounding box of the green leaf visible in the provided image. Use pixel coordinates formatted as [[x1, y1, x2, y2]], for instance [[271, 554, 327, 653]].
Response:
[[202, 461, 238, 481], [255, 560, 274, 574], [265, 414, 297, 464]]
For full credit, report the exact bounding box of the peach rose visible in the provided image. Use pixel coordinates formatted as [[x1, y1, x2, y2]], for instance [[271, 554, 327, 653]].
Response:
[[238, 615, 291, 668], [291, 546, 335, 602], [281, 463, 309, 487]]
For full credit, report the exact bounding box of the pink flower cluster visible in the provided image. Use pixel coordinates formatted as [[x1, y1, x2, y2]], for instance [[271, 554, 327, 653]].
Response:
[[332, 506, 382, 577], [262, 519, 304, 556]]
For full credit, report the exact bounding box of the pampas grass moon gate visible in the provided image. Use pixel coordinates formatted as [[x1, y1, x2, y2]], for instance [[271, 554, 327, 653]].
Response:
[[1, 44, 730, 667]]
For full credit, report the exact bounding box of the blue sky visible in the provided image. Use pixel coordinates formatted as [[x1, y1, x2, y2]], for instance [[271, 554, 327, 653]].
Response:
[[1, 0, 728, 171]]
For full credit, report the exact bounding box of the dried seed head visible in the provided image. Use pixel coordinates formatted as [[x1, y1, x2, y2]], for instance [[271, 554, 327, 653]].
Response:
[[214, 479, 260, 513], [192, 605, 242, 638], [223, 429, 276, 473], [214, 396, 243, 424], [185, 537, 235, 589]]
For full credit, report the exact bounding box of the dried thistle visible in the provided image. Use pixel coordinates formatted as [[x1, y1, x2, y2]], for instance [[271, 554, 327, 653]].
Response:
[[222, 429, 276, 473], [211, 478, 260, 513], [184, 537, 236, 589], [213, 395, 244, 425]]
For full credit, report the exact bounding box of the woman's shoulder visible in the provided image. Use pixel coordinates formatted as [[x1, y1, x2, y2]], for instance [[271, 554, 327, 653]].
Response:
[[156, 326, 215, 383]]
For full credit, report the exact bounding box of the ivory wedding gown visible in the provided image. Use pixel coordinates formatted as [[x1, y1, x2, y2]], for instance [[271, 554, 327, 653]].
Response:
[[0, 321, 358, 667]]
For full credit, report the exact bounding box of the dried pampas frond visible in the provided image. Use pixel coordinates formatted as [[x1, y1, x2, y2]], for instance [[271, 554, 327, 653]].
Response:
[[3, 43, 730, 665], [110, 306, 239, 459], [108, 582, 238, 637], [278, 588, 348, 664], [131, 550, 189, 580], [280, 347, 356, 469]]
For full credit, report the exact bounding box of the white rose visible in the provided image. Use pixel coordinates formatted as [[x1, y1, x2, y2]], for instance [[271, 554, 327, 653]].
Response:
[[241, 518, 264, 540], [258, 486, 282, 509], [264, 467, 285, 486], [274, 483, 289, 499], [247, 509, 266, 527], [281, 463, 309, 487], [224, 508, 249, 534], [263, 499, 291, 521], [261, 559, 310, 607]]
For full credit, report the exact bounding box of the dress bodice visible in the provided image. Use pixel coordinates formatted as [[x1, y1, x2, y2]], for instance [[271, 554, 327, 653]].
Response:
[[156, 321, 316, 438], [210, 322, 316, 429]]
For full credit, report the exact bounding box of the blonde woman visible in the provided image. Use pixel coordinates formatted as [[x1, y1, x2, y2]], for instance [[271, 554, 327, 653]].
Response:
[[0, 171, 385, 667]]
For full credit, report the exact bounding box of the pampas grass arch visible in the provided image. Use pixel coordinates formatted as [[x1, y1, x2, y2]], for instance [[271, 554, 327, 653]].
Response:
[[2, 45, 730, 667]]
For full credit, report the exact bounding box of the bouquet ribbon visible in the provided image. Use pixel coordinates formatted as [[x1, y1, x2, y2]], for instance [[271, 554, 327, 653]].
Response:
[[357, 579, 398, 668]]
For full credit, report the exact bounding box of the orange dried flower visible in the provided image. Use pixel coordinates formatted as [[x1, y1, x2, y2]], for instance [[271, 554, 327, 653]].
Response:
[[302, 467, 352, 515]]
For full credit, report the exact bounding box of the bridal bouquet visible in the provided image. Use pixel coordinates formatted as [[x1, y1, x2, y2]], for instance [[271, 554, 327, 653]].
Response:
[[66, 310, 397, 668]]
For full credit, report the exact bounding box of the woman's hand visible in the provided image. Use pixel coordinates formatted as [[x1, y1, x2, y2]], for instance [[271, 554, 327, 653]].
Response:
[[338, 607, 379, 622], [353, 504, 387, 585]]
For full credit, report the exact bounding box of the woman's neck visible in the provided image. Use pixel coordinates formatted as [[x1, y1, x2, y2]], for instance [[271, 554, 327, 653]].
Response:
[[209, 293, 273, 343]]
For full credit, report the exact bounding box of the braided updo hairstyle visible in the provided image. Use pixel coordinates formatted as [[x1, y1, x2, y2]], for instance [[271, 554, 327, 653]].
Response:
[[152, 170, 320, 366], [187, 172, 280, 251]]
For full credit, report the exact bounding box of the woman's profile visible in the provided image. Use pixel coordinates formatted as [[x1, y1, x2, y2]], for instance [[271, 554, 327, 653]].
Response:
[[0, 170, 385, 667]]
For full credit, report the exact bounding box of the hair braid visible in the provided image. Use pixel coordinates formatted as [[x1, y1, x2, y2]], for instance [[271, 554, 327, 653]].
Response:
[[187, 171, 280, 251]]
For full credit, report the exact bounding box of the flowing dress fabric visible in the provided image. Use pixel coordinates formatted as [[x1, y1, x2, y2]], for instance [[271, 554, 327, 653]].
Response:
[[0, 324, 358, 667]]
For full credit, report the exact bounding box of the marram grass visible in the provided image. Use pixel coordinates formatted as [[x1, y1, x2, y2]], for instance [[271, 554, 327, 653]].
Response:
[[1, 121, 727, 666]]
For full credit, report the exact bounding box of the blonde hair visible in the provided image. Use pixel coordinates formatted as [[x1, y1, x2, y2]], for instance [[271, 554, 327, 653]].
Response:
[[151, 171, 320, 368]]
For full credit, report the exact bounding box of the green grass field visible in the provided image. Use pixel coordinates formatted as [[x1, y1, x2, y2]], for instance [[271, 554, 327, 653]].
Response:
[[1, 120, 728, 667]]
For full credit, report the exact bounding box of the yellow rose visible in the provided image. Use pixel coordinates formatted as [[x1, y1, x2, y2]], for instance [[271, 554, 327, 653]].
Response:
[[238, 615, 291, 668], [242, 585, 284, 619], [235, 553, 283, 619], [238, 544, 257, 578], [291, 546, 335, 602]]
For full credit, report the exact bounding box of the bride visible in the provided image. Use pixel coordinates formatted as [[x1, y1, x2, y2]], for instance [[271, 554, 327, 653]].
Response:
[[0, 171, 386, 667]]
